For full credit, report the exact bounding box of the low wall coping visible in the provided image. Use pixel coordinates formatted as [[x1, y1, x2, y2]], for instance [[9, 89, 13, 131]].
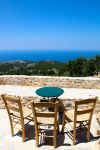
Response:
[[0, 75, 100, 81]]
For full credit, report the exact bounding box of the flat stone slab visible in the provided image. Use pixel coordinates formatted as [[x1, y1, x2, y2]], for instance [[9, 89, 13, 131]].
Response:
[[0, 85, 100, 100], [0, 109, 100, 150]]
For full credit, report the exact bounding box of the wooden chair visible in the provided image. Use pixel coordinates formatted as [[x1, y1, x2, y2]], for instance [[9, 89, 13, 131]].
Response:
[[61, 97, 98, 145], [96, 100, 100, 125], [2, 94, 33, 142], [31, 101, 59, 149]]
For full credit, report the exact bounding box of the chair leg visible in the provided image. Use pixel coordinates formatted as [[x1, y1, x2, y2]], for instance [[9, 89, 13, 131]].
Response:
[[61, 112, 66, 133], [36, 135, 39, 147], [73, 123, 76, 145], [9, 117, 14, 137], [10, 123, 14, 137], [22, 123, 25, 142], [87, 124, 91, 141], [73, 130, 76, 145], [35, 126, 39, 147], [53, 125, 57, 149]]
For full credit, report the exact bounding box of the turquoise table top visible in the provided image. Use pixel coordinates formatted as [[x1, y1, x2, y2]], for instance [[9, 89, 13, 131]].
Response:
[[36, 87, 64, 98]]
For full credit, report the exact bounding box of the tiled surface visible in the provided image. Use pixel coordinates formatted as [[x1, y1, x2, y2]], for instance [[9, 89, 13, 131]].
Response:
[[0, 85, 100, 99], [0, 109, 100, 150]]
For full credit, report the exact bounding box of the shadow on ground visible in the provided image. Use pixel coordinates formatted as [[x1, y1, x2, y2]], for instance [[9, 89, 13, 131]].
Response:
[[14, 122, 100, 148]]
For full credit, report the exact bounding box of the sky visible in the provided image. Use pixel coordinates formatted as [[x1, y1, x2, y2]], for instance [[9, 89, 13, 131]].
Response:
[[0, 0, 100, 50]]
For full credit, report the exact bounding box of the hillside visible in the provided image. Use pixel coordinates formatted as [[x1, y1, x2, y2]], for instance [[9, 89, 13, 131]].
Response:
[[0, 55, 100, 76], [0, 60, 65, 76]]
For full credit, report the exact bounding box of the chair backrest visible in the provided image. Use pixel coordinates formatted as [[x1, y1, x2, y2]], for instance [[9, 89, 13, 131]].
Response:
[[31, 101, 59, 125], [2, 94, 24, 119], [74, 97, 98, 122]]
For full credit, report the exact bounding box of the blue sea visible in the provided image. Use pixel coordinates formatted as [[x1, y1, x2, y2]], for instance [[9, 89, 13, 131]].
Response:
[[0, 50, 100, 62]]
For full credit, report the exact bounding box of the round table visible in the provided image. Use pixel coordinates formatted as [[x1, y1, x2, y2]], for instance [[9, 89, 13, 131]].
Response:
[[36, 86, 64, 99], [36, 86, 64, 111]]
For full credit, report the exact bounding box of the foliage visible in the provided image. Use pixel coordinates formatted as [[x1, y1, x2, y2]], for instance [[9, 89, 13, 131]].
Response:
[[0, 55, 100, 77]]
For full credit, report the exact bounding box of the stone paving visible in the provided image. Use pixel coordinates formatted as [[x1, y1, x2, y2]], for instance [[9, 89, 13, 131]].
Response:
[[0, 109, 100, 150], [0, 85, 100, 150], [0, 85, 100, 99]]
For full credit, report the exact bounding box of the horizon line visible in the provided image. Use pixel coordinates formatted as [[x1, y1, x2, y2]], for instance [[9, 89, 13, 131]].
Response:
[[0, 49, 100, 51]]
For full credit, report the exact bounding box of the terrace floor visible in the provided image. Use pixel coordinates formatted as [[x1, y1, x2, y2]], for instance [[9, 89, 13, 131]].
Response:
[[0, 85, 100, 150], [0, 85, 100, 100], [0, 109, 100, 150]]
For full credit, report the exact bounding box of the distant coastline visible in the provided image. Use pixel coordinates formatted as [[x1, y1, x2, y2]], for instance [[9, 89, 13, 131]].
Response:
[[0, 50, 100, 62], [0, 55, 99, 77]]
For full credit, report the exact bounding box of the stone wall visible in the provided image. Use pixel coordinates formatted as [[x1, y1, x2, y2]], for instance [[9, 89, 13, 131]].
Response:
[[0, 76, 100, 112], [0, 75, 100, 89]]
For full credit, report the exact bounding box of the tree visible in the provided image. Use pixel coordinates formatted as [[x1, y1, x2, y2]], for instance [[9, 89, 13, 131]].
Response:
[[95, 55, 100, 76], [82, 59, 95, 76]]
